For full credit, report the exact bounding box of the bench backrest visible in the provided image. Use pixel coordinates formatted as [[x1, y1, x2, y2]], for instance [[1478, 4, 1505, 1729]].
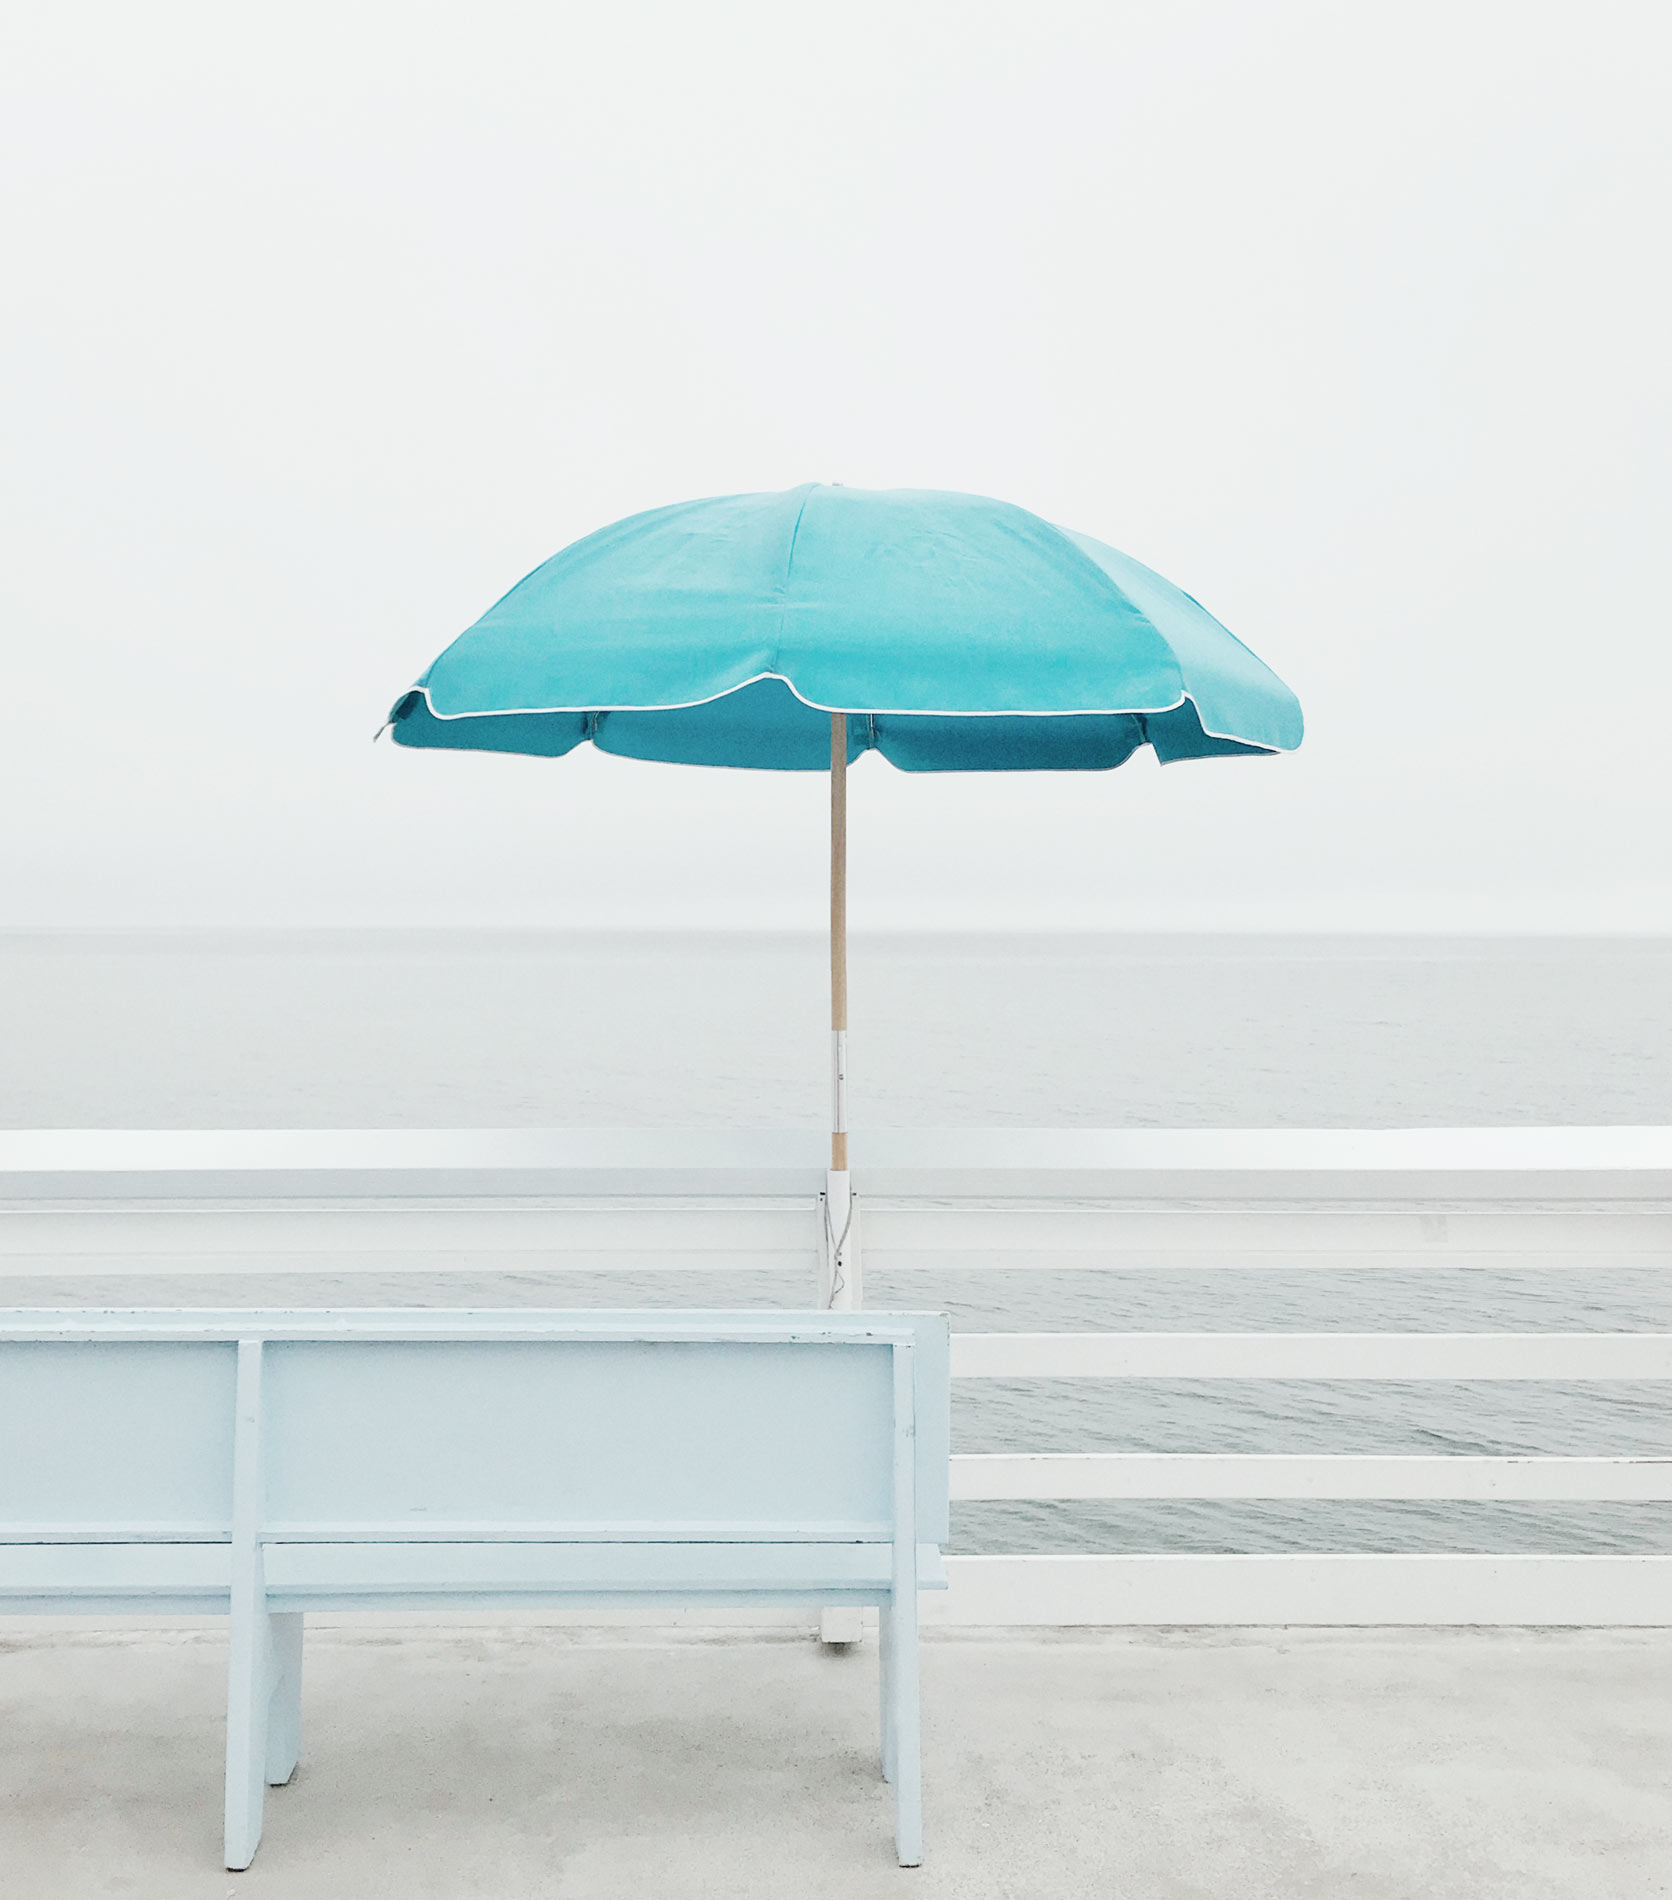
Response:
[[0, 1311, 950, 1549]]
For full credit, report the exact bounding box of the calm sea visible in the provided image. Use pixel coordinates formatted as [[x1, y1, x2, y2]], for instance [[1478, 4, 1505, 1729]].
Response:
[[4, 929, 1671, 1556]]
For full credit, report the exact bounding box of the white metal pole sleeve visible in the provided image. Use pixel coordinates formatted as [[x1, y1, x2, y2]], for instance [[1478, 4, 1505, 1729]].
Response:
[[823, 1166, 858, 1309]]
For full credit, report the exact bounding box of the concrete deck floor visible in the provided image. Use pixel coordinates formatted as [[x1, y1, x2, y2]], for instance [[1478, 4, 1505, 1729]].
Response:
[[3, 1623, 1670, 1899]]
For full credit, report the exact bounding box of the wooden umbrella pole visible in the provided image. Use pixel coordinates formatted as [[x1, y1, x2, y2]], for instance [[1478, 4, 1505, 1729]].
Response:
[[820, 710, 863, 1647], [830, 711, 848, 1173]]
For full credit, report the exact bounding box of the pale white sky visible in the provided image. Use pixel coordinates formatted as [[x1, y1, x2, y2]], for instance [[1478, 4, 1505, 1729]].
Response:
[[2, 1, 1668, 931]]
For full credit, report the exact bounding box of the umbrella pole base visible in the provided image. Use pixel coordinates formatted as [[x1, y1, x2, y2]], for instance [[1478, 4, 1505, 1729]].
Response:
[[817, 1168, 862, 1311], [817, 1167, 864, 1648]]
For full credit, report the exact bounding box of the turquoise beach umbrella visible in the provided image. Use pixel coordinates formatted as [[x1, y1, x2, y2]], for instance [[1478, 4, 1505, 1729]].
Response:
[[386, 484, 1302, 1300]]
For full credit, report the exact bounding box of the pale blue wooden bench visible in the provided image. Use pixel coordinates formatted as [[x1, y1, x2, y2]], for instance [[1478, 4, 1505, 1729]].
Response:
[[0, 1309, 950, 1869]]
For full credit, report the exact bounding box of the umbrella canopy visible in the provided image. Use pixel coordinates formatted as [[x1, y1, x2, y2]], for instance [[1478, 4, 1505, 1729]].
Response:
[[386, 483, 1302, 1309], [387, 484, 1302, 769]]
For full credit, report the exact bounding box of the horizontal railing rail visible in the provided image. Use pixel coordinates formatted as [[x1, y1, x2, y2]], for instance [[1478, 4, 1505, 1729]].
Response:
[[5, 1125, 1672, 1201], [950, 1454, 1672, 1501], [950, 1332, 1672, 1379]]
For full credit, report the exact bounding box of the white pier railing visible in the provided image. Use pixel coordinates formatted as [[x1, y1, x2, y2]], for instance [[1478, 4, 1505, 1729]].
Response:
[[4, 1127, 1671, 1627], [947, 1326, 1672, 1625]]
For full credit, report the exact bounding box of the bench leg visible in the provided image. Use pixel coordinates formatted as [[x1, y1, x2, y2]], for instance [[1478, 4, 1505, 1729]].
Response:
[[224, 1567, 271, 1870], [820, 1605, 864, 1644], [878, 1603, 896, 1784], [888, 1595, 922, 1867], [266, 1612, 304, 1786]]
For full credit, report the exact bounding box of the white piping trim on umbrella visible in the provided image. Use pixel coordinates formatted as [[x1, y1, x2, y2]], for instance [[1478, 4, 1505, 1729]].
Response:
[[402, 673, 1291, 751]]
